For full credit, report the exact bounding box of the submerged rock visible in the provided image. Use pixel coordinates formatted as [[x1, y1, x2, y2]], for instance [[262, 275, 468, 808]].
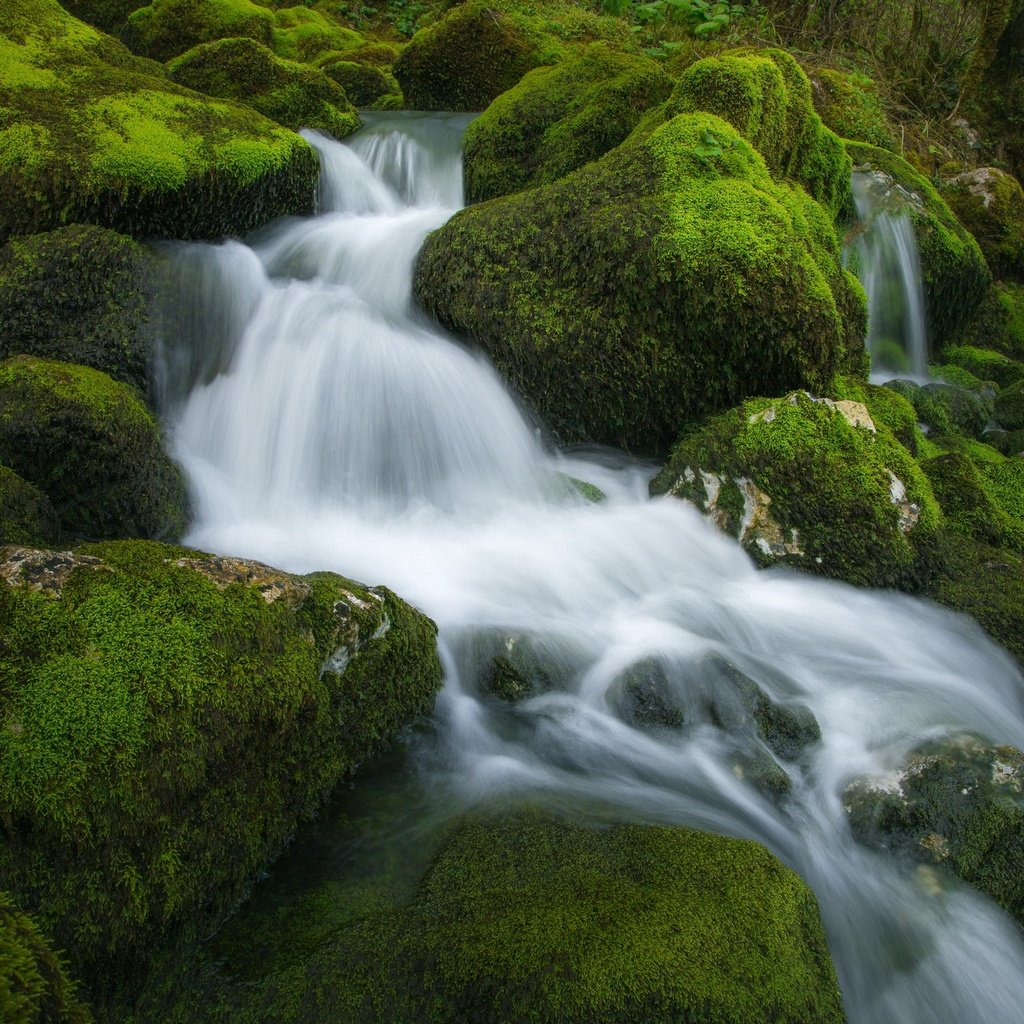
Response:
[[0, 357, 189, 542], [416, 111, 864, 453], [0, 540, 442, 1004], [844, 735, 1024, 925], [0, 0, 318, 243], [651, 389, 940, 587]]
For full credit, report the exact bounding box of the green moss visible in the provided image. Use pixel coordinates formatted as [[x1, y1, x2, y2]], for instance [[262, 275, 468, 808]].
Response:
[[416, 113, 865, 453], [883, 379, 994, 438], [847, 142, 991, 352], [665, 49, 852, 220], [942, 344, 1024, 388], [0, 357, 188, 541], [940, 167, 1024, 282], [62, 0, 150, 34], [270, 6, 364, 63], [806, 66, 895, 150], [122, 0, 275, 62], [995, 379, 1024, 428], [962, 282, 1024, 359], [0, 466, 59, 548], [651, 390, 941, 588], [392, 0, 634, 112], [0, 226, 156, 394], [0, 0, 318, 242], [0, 540, 442, 1006], [154, 813, 844, 1023], [168, 37, 359, 138], [321, 59, 398, 107], [0, 892, 92, 1023], [922, 453, 1015, 547], [832, 375, 919, 452], [463, 42, 672, 203]]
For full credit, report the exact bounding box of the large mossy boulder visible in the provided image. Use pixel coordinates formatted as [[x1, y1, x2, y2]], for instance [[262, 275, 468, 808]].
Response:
[[156, 814, 845, 1023], [650, 389, 941, 588], [0, 467, 59, 549], [392, 0, 633, 112], [806, 65, 895, 150], [0, 0, 318, 243], [940, 167, 1024, 282], [416, 113, 865, 453], [846, 143, 991, 352], [0, 226, 156, 394], [962, 282, 1024, 359], [0, 892, 92, 1024], [167, 37, 360, 139], [463, 42, 673, 203], [0, 541, 442, 1003], [844, 735, 1024, 925], [0, 357, 189, 541]]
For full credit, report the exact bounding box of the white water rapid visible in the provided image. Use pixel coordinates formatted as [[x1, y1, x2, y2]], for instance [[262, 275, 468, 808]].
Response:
[[159, 114, 1024, 1023], [850, 170, 931, 382]]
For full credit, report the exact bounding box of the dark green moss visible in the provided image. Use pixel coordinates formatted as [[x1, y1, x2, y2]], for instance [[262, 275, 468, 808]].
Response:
[[463, 42, 672, 203], [994, 379, 1024, 428], [0, 892, 92, 1023], [0, 357, 188, 541], [845, 735, 1024, 925], [847, 142, 991, 352], [0, 466, 59, 548], [652, 390, 941, 588], [320, 59, 399, 107], [0, 540, 442, 1006], [940, 167, 1024, 282], [0, 226, 156, 394], [806, 66, 895, 150], [121, 0, 275, 61], [416, 113, 864, 454], [61, 0, 149, 34], [962, 282, 1024, 359], [0, 0, 318, 243], [393, 0, 634, 112], [168, 37, 360, 138], [922, 452, 1014, 547], [886, 380, 994, 438]]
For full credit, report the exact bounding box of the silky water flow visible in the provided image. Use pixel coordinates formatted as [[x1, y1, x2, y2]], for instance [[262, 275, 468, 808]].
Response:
[[157, 113, 1024, 1023]]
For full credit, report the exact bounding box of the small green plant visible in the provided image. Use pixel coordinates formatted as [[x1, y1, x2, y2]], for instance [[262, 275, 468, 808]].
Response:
[[693, 128, 739, 158], [634, 0, 746, 37]]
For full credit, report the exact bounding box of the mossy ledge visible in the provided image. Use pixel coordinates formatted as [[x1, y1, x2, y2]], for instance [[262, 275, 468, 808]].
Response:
[[0, 540, 443, 1007], [0, 0, 318, 243]]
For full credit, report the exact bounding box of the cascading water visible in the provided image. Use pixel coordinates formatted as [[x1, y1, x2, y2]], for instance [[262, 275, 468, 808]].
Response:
[[159, 113, 1024, 1023], [849, 170, 931, 381]]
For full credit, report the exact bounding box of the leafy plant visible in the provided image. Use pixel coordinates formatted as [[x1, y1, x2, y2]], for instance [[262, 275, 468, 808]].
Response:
[[693, 128, 739, 158], [633, 0, 746, 37]]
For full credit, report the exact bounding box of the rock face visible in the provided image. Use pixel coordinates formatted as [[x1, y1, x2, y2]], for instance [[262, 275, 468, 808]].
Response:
[[0, 540, 443, 1002], [167, 37, 360, 139], [463, 42, 672, 203], [0, 226, 156, 395], [416, 109, 864, 453], [940, 167, 1024, 282], [844, 735, 1024, 925], [651, 388, 940, 587], [153, 813, 846, 1024], [392, 0, 633, 112], [0, 0, 319, 243], [846, 142, 991, 352], [0, 357, 189, 542]]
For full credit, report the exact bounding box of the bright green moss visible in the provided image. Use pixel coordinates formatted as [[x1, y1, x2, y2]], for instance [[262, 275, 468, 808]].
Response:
[[393, 0, 634, 112], [151, 813, 844, 1023], [463, 43, 672, 204], [0, 357, 188, 541], [846, 142, 991, 352], [0, 540, 442, 1007], [0, 466, 58, 548], [0, 0, 318, 242], [0, 892, 92, 1023], [321, 59, 399, 107], [416, 113, 864, 453], [940, 167, 1024, 282], [122, 0, 275, 62], [651, 390, 941, 588], [270, 6, 363, 63], [832, 376, 919, 451], [922, 453, 1015, 547], [0, 226, 156, 395], [963, 282, 1024, 359], [942, 344, 1024, 388], [168, 37, 359, 138], [806, 66, 895, 150]]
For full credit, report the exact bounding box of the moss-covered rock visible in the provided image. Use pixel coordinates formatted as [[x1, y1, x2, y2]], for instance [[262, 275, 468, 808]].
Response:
[[416, 113, 865, 453], [0, 541, 442, 1003], [121, 0, 276, 62], [463, 42, 672, 203], [0, 357, 188, 541], [155, 813, 845, 1023], [61, 0, 149, 34], [994, 378, 1024, 428], [0, 892, 92, 1024], [0, 0, 318, 243], [650, 390, 941, 588], [320, 59, 399, 108], [268, 5, 364, 63], [963, 282, 1024, 359], [167, 36, 359, 138], [883, 379, 993, 438], [806, 65, 895, 150], [0, 226, 155, 394], [0, 467, 59, 548], [941, 343, 1024, 388], [664, 48, 853, 219], [922, 452, 1015, 547], [940, 167, 1024, 282], [844, 735, 1024, 925], [392, 0, 633, 112], [847, 143, 991, 352]]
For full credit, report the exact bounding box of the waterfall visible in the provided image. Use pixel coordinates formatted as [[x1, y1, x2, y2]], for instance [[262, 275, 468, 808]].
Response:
[[850, 170, 930, 381], [158, 114, 1024, 1024]]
